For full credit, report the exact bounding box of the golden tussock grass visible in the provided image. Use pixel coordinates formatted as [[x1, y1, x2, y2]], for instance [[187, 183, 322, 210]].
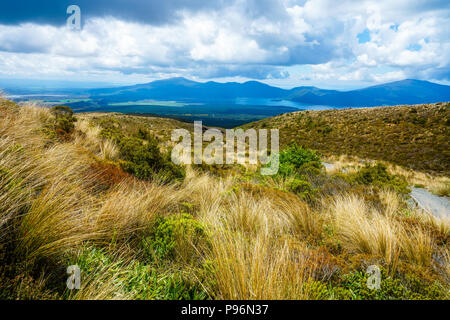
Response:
[[328, 195, 401, 268], [1, 100, 449, 299], [324, 154, 450, 196], [325, 193, 448, 269]]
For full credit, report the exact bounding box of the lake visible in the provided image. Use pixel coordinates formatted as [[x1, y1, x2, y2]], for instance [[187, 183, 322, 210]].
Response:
[[233, 97, 333, 110]]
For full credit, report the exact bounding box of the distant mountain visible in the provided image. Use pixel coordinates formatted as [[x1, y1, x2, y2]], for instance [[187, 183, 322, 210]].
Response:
[[87, 78, 450, 107], [290, 79, 450, 107], [89, 77, 286, 103]]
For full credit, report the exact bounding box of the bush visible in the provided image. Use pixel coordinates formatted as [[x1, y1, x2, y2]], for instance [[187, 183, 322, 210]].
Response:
[[287, 178, 318, 201], [304, 280, 330, 300], [99, 124, 185, 183], [351, 163, 410, 194], [142, 214, 208, 263], [328, 267, 447, 300], [118, 136, 185, 182], [278, 144, 322, 177], [50, 105, 76, 136], [50, 105, 74, 119]]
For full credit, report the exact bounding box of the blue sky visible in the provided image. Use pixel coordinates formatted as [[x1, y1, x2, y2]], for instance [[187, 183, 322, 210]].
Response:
[[0, 0, 449, 89]]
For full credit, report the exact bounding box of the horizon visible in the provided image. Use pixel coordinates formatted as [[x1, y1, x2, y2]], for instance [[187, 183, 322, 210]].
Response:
[[0, 1, 449, 90], [1, 77, 449, 93]]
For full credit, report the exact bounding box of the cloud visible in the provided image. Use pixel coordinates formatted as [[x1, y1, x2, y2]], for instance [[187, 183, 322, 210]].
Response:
[[0, 0, 448, 86], [0, 0, 225, 26]]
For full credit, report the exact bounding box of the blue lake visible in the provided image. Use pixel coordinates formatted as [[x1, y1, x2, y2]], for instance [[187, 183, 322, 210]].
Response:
[[233, 97, 333, 110]]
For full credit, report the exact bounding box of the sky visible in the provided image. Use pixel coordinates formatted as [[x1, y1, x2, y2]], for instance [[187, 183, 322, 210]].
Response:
[[0, 0, 449, 90]]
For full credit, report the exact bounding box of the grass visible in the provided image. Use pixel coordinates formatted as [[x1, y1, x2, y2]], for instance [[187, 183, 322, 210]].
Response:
[[0, 98, 448, 300], [243, 102, 450, 174]]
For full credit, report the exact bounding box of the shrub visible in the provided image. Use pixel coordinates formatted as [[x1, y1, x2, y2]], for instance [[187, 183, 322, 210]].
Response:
[[287, 178, 318, 201], [142, 214, 208, 263], [328, 267, 447, 300], [50, 105, 76, 136], [304, 280, 330, 300], [50, 105, 74, 119], [277, 144, 322, 177], [99, 127, 123, 141], [99, 124, 185, 183], [126, 264, 209, 300], [118, 136, 185, 182], [350, 163, 410, 194]]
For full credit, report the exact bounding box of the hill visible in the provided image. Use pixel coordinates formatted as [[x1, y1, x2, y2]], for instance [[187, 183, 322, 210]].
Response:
[[290, 79, 450, 107], [0, 97, 448, 300], [88, 77, 287, 103], [86, 78, 450, 107], [243, 102, 450, 174]]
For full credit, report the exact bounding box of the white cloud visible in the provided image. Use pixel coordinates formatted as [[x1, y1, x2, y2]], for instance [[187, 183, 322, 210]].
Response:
[[0, 0, 448, 86]]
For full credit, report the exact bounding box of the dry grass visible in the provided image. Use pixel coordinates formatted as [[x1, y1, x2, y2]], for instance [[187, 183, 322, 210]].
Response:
[[324, 154, 450, 196], [206, 230, 313, 299], [328, 195, 401, 268], [387, 164, 450, 197], [325, 194, 448, 269], [1, 99, 448, 300], [198, 193, 312, 299], [74, 119, 119, 161], [0, 101, 177, 262]]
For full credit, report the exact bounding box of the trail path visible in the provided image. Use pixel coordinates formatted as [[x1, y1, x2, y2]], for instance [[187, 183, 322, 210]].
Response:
[[322, 162, 449, 218], [410, 187, 449, 219]]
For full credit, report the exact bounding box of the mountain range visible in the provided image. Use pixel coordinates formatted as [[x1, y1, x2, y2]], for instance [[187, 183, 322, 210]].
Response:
[[88, 78, 450, 107]]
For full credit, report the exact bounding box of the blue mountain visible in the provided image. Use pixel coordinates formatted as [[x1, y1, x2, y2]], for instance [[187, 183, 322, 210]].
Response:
[[290, 79, 450, 106], [89, 77, 287, 103], [88, 78, 450, 107]]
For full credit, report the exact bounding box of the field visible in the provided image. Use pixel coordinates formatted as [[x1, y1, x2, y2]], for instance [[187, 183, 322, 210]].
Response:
[[0, 98, 448, 300]]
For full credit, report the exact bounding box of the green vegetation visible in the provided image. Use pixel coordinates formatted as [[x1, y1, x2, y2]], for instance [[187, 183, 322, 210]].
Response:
[[67, 245, 208, 300], [315, 267, 448, 300], [278, 144, 322, 177], [349, 163, 410, 195], [97, 116, 185, 183], [0, 99, 448, 301], [244, 103, 450, 174], [50, 105, 77, 137], [142, 213, 208, 262], [117, 136, 185, 182]]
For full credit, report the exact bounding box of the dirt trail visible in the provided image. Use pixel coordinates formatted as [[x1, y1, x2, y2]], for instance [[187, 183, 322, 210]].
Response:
[[322, 162, 449, 219], [410, 187, 449, 219]]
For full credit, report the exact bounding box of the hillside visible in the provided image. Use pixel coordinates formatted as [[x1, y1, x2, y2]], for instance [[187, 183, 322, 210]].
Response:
[[243, 102, 450, 174], [289, 80, 450, 107], [84, 78, 450, 106], [0, 97, 449, 300]]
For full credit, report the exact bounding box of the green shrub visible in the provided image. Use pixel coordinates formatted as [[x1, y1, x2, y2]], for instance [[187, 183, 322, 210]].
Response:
[[328, 267, 447, 300], [350, 163, 410, 194], [304, 280, 330, 300], [126, 264, 208, 300], [142, 214, 208, 262], [277, 144, 322, 177], [135, 128, 153, 141], [70, 246, 208, 300], [50, 105, 76, 135], [99, 118, 121, 130], [50, 105, 74, 119], [99, 127, 123, 141], [118, 136, 184, 182], [287, 178, 318, 201], [98, 124, 185, 183]]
